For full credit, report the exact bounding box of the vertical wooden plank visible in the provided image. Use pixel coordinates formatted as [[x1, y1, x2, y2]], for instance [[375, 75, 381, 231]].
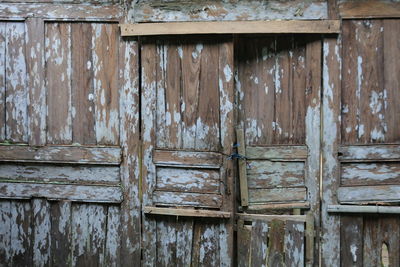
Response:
[[176, 219, 193, 266], [5, 22, 27, 143], [92, 23, 119, 146], [198, 222, 220, 266], [32, 198, 51, 267], [141, 40, 157, 267], [363, 216, 380, 266], [105, 205, 120, 267], [321, 36, 341, 266], [156, 218, 177, 267], [340, 216, 363, 267], [0, 23, 5, 142], [46, 22, 72, 145], [218, 38, 235, 267], [267, 220, 285, 267], [250, 220, 268, 267], [236, 128, 248, 206], [237, 219, 251, 267], [26, 18, 46, 146], [0, 200, 11, 265], [285, 221, 305, 267], [191, 221, 202, 267], [51, 201, 72, 267], [380, 216, 400, 267], [383, 19, 400, 143], [71, 22, 96, 145], [10, 201, 32, 266], [71, 204, 107, 267], [119, 36, 141, 264]]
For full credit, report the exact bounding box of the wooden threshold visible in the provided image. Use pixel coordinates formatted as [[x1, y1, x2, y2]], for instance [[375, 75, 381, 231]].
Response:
[[143, 206, 231, 218], [120, 20, 341, 36]]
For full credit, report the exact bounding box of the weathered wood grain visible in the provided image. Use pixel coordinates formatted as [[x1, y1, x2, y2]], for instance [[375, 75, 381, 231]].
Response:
[[156, 167, 220, 193], [92, 23, 119, 145], [144, 206, 231, 218], [132, 0, 328, 22], [71, 22, 96, 145], [246, 202, 310, 211], [363, 216, 380, 266], [338, 185, 400, 203], [249, 187, 307, 204], [26, 18, 46, 146], [46, 22, 72, 145], [237, 128, 249, 206], [268, 220, 285, 267], [176, 219, 194, 266], [237, 219, 251, 267], [250, 220, 268, 267], [105, 205, 120, 267], [0, 163, 120, 185], [71, 203, 106, 266], [0, 182, 123, 203], [0, 23, 5, 143], [339, 0, 400, 18], [340, 216, 363, 266], [153, 149, 222, 168], [10, 201, 32, 266], [0, 200, 11, 265], [156, 217, 177, 267], [32, 198, 51, 266], [237, 214, 307, 223], [380, 216, 400, 267], [339, 145, 400, 161], [247, 160, 305, 188], [50, 201, 72, 267], [153, 191, 222, 208], [0, 145, 121, 165], [246, 146, 308, 160], [197, 222, 220, 266], [328, 205, 400, 214], [285, 221, 305, 266], [341, 162, 400, 186], [5, 22, 27, 143], [0, 3, 122, 21]]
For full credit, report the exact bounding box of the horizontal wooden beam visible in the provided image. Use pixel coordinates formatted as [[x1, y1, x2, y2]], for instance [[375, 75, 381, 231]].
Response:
[[120, 20, 341, 36], [153, 191, 222, 208], [153, 149, 222, 168], [338, 144, 400, 162], [328, 204, 400, 214], [246, 201, 310, 210], [338, 185, 400, 204], [0, 145, 121, 165], [236, 213, 307, 222], [339, 0, 400, 19], [246, 145, 308, 160], [0, 182, 122, 203], [144, 206, 231, 218]]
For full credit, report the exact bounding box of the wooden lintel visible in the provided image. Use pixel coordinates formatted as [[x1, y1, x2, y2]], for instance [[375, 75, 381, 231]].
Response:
[[236, 213, 307, 222], [120, 20, 341, 36], [143, 206, 231, 218], [339, 0, 400, 19]]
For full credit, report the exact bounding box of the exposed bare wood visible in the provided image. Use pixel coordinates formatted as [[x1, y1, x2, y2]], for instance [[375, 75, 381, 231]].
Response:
[[305, 213, 314, 267], [328, 205, 400, 214], [50, 201, 71, 267], [237, 213, 307, 223], [0, 145, 121, 165], [339, 145, 400, 161], [120, 20, 341, 36], [246, 202, 310, 211], [153, 149, 222, 168], [0, 182, 123, 203], [250, 220, 269, 266], [143, 206, 231, 218], [236, 128, 248, 206], [133, 0, 328, 22], [32, 198, 51, 266], [0, 24, 5, 142], [285, 221, 305, 266], [237, 219, 251, 267], [153, 191, 222, 208], [0, 3, 122, 21], [0, 200, 11, 263], [105, 205, 121, 266], [339, 0, 400, 18], [338, 185, 400, 203], [245, 145, 308, 160], [267, 220, 285, 267], [249, 187, 307, 203], [340, 215, 363, 266], [341, 162, 400, 186]]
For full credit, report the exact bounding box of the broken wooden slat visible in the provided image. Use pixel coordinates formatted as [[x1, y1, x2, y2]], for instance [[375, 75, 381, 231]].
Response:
[[32, 198, 51, 266], [338, 185, 400, 203], [153, 191, 222, 208], [285, 221, 305, 266], [247, 160, 305, 188], [380, 216, 400, 267], [133, 0, 328, 22], [339, 145, 400, 161], [328, 205, 400, 214], [237, 214, 307, 223], [50, 201, 72, 267], [246, 145, 308, 160], [236, 128, 249, 206], [0, 182, 122, 203], [250, 220, 269, 266], [144, 206, 231, 218], [340, 216, 363, 266], [246, 202, 310, 210], [0, 3, 122, 21], [0, 163, 120, 185], [156, 167, 220, 193], [153, 149, 222, 168], [0, 145, 121, 165], [339, 0, 400, 18], [341, 162, 400, 186], [249, 187, 307, 203], [26, 18, 46, 146], [120, 20, 341, 36]]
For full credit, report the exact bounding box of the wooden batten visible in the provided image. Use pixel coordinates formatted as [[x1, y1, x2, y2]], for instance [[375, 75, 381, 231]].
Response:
[[328, 205, 400, 214], [120, 20, 341, 36], [143, 206, 231, 218], [246, 202, 310, 210], [236, 213, 307, 223], [236, 128, 249, 206], [339, 0, 400, 18]]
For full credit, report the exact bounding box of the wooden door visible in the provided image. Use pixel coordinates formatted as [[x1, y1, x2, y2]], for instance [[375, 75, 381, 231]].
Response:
[[141, 36, 235, 266], [235, 35, 322, 266], [0, 6, 141, 266], [322, 19, 400, 266]]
